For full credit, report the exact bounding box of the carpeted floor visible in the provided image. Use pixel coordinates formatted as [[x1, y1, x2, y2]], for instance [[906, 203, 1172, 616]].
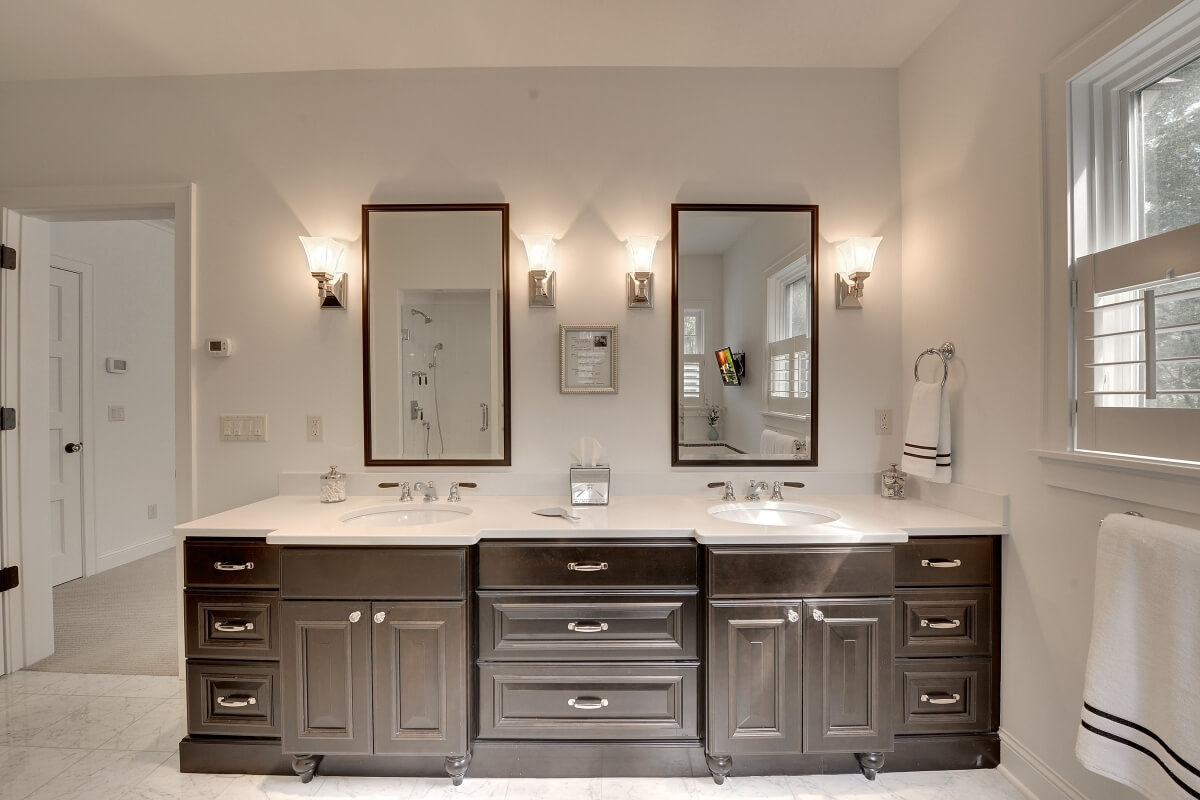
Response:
[[27, 547, 178, 676]]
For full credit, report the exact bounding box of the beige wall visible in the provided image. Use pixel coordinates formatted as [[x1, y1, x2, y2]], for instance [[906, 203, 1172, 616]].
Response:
[[900, 1, 1195, 797]]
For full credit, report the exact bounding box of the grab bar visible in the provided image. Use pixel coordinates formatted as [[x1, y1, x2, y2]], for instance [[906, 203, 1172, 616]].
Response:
[[480, 403, 489, 432]]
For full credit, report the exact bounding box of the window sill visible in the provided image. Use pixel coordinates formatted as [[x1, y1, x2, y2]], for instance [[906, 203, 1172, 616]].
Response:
[[1034, 448, 1200, 515]]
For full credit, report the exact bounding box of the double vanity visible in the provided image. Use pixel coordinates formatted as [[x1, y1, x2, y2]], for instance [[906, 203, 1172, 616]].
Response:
[[176, 489, 1003, 785]]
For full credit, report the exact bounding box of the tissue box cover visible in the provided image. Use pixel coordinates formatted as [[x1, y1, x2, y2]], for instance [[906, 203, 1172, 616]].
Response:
[[570, 467, 610, 506]]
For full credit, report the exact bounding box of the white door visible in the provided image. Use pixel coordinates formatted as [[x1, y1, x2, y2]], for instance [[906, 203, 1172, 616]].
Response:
[[48, 267, 83, 586]]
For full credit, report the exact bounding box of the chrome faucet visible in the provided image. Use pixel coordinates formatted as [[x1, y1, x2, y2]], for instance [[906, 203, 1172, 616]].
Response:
[[770, 481, 806, 501], [707, 481, 736, 502], [398, 482, 413, 502], [746, 480, 769, 501], [414, 481, 437, 502]]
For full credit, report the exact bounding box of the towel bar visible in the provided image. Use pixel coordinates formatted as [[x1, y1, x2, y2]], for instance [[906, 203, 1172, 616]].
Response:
[[914, 342, 955, 386]]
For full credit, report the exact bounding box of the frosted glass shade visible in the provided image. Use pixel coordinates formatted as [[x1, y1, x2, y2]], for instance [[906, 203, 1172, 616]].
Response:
[[835, 236, 882, 276], [519, 234, 556, 270], [299, 236, 346, 276], [625, 236, 658, 271]]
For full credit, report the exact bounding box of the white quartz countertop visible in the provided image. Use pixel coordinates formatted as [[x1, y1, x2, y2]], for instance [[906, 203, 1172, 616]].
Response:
[[174, 493, 1005, 545]]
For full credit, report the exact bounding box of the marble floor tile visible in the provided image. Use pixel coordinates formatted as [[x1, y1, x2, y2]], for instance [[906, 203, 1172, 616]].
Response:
[[507, 777, 603, 800], [97, 697, 187, 752], [124, 752, 239, 800], [0, 745, 90, 800], [314, 775, 416, 799], [21, 747, 174, 800], [25, 694, 163, 749], [0, 671, 68, 695], [107, 674, 186, 699], [214, 772, 329, 799], [0, 694, 84, 745], [41, 672, 135, 697], [406, 776, 510, 800]]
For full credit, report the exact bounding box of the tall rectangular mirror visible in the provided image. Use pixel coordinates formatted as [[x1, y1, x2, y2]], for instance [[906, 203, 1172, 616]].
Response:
[[672, 203, 818, 466], [363, 203, 510, 465]]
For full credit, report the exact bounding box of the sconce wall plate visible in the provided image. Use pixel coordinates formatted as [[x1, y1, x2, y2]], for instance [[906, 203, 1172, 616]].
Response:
[[318, 273, 348, 309], [529, 269, 556, 307], [835, 272, 867, 309], [627, 271, 653, 308]]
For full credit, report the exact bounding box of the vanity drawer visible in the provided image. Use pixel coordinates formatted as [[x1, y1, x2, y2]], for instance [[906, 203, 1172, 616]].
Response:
[[707, 545, 893, 598], [894, 537, 995, 587], [184, 540, 280, 589], [895, 658, 995, 734], [186, 660, 280, 737], [281, 547, 467, 599], [895, 588, 992, 657], [477, 542, 697, 590], [478, 663, 698, 740], [185, 592, 279, 660], [477, 592, 698, 661]]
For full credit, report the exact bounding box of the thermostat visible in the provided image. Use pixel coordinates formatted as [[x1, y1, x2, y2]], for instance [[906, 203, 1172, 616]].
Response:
[[105, 357, 128, 374], [206, 338, 233, 357]]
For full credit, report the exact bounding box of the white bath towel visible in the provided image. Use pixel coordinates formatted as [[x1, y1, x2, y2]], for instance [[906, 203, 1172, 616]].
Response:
[[932, 388, 951, 484], [901, 381, 941, 479], [1076, 513, 1200, 800]]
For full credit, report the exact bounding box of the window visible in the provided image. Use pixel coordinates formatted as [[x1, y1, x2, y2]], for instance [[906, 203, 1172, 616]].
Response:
[[766, 257, 810, 416], [681, 307, 705, 403], [1069, 3, 1200, 463]]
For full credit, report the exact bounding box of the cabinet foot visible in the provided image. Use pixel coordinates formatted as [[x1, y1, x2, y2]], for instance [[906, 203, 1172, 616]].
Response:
[[291, 754, 323, 783], [445, 753, 471, 785], [705, 753, 732, 785], [855, 751, 885, 780]]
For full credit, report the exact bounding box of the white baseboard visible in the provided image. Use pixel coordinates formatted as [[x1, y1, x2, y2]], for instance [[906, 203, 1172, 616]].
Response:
[[95, 533, 175, 574], [999, 728, 1092, 800]]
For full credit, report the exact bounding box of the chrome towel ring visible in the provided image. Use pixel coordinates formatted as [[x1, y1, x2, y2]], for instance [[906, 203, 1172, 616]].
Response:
[[914, 341, 956, 386]]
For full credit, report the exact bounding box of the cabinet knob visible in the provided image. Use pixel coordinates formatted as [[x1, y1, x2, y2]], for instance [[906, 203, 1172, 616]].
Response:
[[348, 611, 362, 623], [373, 611, 387, 624], [811, 609, 825, 622], [786, 609, 800, 623]]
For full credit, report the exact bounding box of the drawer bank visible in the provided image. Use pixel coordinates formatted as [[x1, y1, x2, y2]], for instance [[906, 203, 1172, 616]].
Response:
[[178, 533, 1000, 784]]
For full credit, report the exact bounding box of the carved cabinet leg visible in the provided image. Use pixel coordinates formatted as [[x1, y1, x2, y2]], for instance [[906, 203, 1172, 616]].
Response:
[[291, 754, 323, 783], [705, 753, 732, 785], [445, 753, 471, 786], [855, 751, 885, 780]]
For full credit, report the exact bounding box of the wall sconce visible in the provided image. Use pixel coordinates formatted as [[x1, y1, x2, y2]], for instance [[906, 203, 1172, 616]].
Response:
[[520, 234, 557, 308], [299, 236, 348, 309], [625, 236, 658, 309], [834, 236, 882, 310]]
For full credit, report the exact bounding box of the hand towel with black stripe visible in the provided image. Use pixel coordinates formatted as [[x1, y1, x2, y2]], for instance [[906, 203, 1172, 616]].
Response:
[[932, 386, 951, 484], [901, 381, 941, 479], [1076, 513, 1200, 800]]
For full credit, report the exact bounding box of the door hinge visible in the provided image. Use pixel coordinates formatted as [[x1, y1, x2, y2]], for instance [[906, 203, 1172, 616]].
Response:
[[0, 407, 14, 431], [1070, 279, 1078, 309], [0, 244, 14, 271], [0, 565, 18, 593]]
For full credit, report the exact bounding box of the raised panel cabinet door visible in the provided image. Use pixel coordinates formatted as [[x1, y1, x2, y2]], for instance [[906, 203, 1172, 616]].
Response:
[[280, 601, 373, 755], [802, 599, 894, 754], [707, 601, 803, 756], [371, 601, 468, 755]]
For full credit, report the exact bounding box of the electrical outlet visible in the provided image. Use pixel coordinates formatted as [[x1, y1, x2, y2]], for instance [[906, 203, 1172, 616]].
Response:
[[307, 415, 323, 442], [875, 408, 892, 435], [147, 504, 157, 520]]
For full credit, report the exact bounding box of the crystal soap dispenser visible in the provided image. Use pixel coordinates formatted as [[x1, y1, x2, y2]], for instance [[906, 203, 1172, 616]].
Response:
[[320, 465, 347, 503], [881, 462, 906, 499]]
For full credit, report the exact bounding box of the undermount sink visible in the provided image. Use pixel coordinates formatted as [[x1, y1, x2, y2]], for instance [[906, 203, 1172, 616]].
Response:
[[708, 501, 839, 528], [340, 504, 473, 527]]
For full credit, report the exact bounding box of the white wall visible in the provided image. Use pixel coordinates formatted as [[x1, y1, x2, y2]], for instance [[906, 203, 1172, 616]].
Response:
[[899, 1, 1193, 798], [50, 221, 176, 571], [0, 67, 903, 514]]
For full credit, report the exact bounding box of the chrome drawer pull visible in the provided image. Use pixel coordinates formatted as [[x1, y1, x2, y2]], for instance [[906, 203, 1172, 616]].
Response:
[[213, 561, 255, 571], [920, 558, 961, 568], [568, 697, 609, 710], [567, 621, 609, 633], [920, 692, 961, 705], [567, 561, 608, 572], [920, 618, 962, 629], [214, 621, 255, 632], [216, 695, 257, 708]]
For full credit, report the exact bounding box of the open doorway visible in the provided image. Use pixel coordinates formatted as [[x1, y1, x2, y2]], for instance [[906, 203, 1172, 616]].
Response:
[[0, 185, 194, 678]]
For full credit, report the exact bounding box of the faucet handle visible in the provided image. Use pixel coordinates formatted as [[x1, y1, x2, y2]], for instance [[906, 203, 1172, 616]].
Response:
[[399, 482, 412, 502], [771, 480, 806, 501], [707, 481, 735, 501], [447, 481, 477, 503]]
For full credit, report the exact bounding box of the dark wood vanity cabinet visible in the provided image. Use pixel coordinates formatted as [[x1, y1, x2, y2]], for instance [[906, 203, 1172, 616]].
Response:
[[278, 547, 470, 784], [705, 546, 894, 783]]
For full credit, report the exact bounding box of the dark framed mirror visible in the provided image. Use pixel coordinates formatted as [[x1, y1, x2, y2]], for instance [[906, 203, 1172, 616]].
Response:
[[672, 203, 819, 466], [363, 203, 510, 466]]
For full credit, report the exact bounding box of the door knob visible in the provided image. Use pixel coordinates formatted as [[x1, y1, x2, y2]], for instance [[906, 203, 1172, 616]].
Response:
[[64, 442, 82, 453]]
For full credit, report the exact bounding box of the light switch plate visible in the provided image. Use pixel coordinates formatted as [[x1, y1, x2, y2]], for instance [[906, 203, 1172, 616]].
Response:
[[108, 405, 126, 422], [220, 415, 267, 441]]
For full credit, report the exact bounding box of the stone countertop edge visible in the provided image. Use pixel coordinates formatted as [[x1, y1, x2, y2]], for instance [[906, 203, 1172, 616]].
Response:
[[174, 493, 1006, 546]]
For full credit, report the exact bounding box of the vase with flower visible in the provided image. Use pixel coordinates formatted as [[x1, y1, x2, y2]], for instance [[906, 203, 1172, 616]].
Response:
[[706, 405, 722, 441]]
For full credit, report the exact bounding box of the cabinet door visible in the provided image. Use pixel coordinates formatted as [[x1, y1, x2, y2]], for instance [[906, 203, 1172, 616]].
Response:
[[802, 599, 893, 754], [281, 601, 372, 755], [707, 601, 803, 756], [371, 601, 468, 755]]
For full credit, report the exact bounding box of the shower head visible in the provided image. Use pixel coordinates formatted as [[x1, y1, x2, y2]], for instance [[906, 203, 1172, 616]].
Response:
[[410, 308, 433, 324], [433, 342, 444, 351]]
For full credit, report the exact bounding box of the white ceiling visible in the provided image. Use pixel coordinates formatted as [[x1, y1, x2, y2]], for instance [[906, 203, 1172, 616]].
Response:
[[0, 0, 959, 82]]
